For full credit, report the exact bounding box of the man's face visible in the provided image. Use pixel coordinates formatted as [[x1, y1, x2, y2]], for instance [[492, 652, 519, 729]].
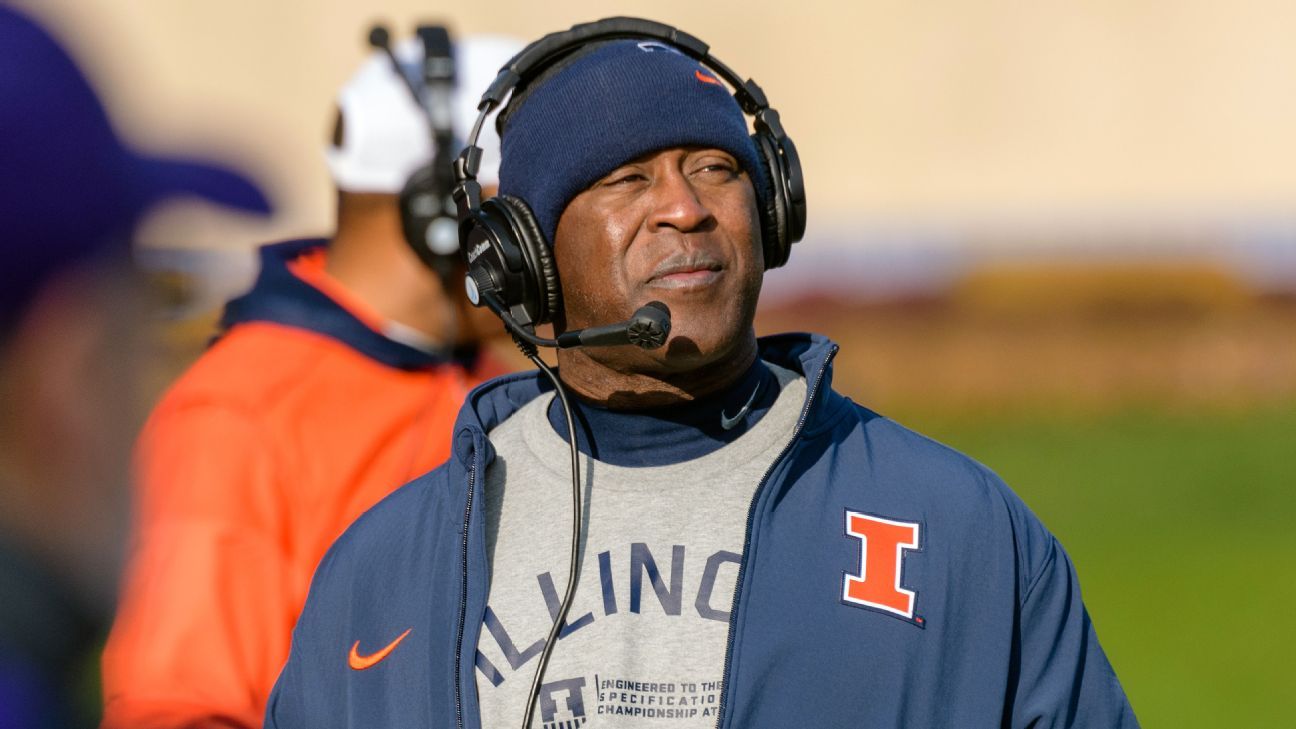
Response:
[[552, 146, 763, 374]]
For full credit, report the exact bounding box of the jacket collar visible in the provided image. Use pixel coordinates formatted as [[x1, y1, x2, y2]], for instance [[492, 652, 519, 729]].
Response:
[[219, 239, 470, 371], [449, 333, 842, 467]]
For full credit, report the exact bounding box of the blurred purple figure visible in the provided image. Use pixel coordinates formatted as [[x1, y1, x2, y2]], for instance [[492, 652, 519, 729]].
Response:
[[0, 6, 270, 728]]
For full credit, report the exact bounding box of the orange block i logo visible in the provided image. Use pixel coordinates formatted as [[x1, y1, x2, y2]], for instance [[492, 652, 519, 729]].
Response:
[[842, 511, 923, 626]]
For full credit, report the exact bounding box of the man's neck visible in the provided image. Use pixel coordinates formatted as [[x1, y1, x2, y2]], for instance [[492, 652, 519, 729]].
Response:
[[324, 207, 456, 345], [554, 333, 759, 409]]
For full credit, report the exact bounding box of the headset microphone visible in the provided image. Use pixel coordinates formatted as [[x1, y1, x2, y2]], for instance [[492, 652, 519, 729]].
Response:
[[367, 26, 422, 102], [367, 25, 388, 49], [475, 287, 672, 351], [555, 300, 671, 349]]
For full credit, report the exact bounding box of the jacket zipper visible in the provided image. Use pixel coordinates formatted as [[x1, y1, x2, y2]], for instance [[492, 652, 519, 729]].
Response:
[[455, 457, 478, 729], [713, 345, 838, 729]]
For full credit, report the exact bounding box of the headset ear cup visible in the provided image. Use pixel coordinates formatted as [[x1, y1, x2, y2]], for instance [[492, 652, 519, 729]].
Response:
[[399, 164, 435, 263], [775, 131, 807, 247], [402, 163, 463, 278], [498, 194, 562, 324], [752, 132, 789, 269]]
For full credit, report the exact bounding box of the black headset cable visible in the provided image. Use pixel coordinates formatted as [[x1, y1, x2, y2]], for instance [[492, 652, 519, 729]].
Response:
[[513, 336, 583, 729]]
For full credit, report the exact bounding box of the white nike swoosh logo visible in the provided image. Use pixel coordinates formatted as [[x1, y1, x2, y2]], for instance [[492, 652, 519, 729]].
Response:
[[720, 378, 765, 431]]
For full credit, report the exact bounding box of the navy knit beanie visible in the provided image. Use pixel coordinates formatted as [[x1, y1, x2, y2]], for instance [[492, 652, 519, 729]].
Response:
[[498, 39, 772, 246]]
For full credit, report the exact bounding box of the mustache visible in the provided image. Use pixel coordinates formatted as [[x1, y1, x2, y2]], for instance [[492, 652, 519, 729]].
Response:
[[648, 252, 725, 280]]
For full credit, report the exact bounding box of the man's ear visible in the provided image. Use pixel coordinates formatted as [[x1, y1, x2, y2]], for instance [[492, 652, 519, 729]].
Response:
[[5, 269, 107, 459], [3, 264, 147, 481]]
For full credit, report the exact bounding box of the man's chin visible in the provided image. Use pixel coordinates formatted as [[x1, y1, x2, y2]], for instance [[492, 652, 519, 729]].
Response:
[[656, 323, 755, 370], [575, 328, 739, 372]]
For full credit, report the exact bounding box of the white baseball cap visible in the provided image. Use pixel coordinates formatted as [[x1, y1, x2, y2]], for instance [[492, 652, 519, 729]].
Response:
[[325, 33, 523, 193]]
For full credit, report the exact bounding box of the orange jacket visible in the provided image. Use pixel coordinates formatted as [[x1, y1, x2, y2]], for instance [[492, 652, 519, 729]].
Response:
[[102, 240, 506, 728]]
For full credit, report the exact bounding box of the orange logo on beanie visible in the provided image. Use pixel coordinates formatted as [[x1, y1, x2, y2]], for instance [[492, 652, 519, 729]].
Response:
[[695, 69, 722, 86]]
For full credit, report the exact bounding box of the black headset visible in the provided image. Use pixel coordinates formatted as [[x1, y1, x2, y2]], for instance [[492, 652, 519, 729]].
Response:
[[452, 16, 807, 333], [369, 24, 463, 281]]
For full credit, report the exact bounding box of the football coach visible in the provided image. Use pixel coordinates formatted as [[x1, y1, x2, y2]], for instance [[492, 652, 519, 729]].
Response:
[[266, 18, 1137, 729]]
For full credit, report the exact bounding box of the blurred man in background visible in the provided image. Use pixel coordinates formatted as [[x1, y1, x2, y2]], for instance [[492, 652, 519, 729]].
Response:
[[0, 6, 270, 728], [100, 28, 522, 729]]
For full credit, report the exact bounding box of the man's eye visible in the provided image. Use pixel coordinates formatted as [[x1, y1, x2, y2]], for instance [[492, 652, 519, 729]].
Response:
[[693, 162, 738, 178], [603, 172, 645, 186]]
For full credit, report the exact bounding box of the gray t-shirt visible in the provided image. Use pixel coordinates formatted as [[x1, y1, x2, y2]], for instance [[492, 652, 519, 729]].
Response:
[[476, 364, 806, 728]]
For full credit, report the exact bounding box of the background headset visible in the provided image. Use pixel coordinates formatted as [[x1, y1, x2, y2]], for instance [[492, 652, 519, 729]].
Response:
[[369, 24, 463, 282], [452, 16, 807, 337]]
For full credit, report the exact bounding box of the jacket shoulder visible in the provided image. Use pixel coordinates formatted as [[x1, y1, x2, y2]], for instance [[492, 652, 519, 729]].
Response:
[[829, 394, 1057, 590], [313, 464, 457, 577], [853, 400, 1003, 486], [157, 322, 349, 415]]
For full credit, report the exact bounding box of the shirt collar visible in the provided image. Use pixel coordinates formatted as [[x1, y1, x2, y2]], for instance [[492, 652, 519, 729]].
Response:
[[219, 239, 477, 370]]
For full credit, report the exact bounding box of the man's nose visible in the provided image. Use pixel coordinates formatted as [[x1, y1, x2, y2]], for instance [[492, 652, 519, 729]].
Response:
[[646, 170, 714, 233]]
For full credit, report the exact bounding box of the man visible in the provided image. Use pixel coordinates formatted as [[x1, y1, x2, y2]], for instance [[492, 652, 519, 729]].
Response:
[[266, 25, 1138, 728], [0, 7, 269, 728], [100, 32, 521, 729]]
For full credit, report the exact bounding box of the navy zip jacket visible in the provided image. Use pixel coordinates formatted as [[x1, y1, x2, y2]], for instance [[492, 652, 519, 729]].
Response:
[[266, 334, 1138, 728]]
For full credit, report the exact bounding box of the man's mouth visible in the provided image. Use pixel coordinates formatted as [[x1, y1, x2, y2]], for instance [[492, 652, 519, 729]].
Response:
[[648, 257, 724, 290]]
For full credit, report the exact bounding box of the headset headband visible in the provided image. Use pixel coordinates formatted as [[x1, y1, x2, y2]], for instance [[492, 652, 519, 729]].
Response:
[[454, 17, 779, 185]]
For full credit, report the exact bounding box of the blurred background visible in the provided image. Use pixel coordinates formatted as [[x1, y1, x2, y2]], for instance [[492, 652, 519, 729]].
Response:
[[11, 0, 1294, 724]]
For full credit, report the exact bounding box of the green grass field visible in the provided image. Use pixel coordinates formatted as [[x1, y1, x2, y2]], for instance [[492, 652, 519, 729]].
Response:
[[892, 404, 1296, 727]]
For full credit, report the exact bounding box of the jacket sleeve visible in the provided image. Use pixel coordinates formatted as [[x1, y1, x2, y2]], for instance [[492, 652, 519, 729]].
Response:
[[101, 402, 299, 729], [261, 549, 334, 729], [261, 608, 308, 729], [1010, 536, 1140, 728], [262, 479, 377, 729]]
